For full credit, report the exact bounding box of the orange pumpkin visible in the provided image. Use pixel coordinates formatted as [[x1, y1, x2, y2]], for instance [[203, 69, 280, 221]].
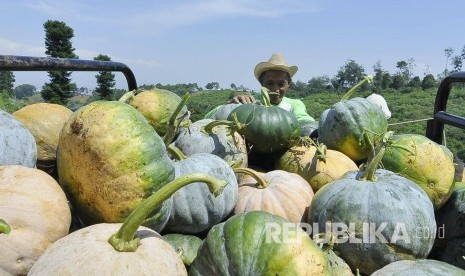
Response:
[[234, 167, 313, 223]]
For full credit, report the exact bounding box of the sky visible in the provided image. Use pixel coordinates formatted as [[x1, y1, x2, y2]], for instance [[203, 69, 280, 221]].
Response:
[[1, 0, 464, 92]]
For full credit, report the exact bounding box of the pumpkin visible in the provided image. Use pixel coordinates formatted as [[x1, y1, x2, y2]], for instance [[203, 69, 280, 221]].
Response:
[[12, 103, 73, 176], [57, 100, 175, 231], [233, 167, 314, 223], [307, 132, 436, 275], [0, 109, 37, 168], [163, 233, 202, 267], [381, 134, 455, 209], [28, 173, 225, 275], [0, 165, 71, 275], [174, 118, 248, 172], [318, 97, 388, 162], [227, 87, 301, 153], [437, 237, 465, 270], [276, 142, 358, 193], [210, 103, 242, 120], [164, 153, 238, 234], [120, 88, 188, 137], [371, 259, 465, 275], [189, 211, 330, 275], [299, 119, 319, 137], [435, 182, 465, 242]]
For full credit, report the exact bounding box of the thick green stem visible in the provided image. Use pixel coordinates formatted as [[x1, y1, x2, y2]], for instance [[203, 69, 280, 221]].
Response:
[[108, 173, 226, 252], [0, 219, 11, 234], [340, 75, 374, 102], [118, 90, 138, 103], [167, 144, 187, 161], [357, 131, 394, 182], [233, 167, 269, 189], [163, 93, 191, 147], [316, 143, 327, 163], [260, 87, 273, 107], [201, 120, 236, 135]]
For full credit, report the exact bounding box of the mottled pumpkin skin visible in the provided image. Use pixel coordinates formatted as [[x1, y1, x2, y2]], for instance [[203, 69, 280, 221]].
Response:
[[308, 169, 436, 275], [228, 103, 301, 153], [13, 103, 73, 161], [276, 144, 358, 193], [318, 97, 388, 162], [0, 165, 71, 275], [174, 119, 248, 171], [435, 182, 465, 247], [57, 101, 175, 231], [371, 259, 465, 275], [126, 89, 188, 136], [163, 233, 202, 267], [0, 109, 37, 168], [165, 153, 238, 234], [190, 211, 330, 276], [382, 134, 455, 209]]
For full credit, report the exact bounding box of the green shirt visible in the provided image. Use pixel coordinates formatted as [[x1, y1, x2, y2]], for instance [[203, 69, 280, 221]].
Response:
[[204, 96, 315, 122]]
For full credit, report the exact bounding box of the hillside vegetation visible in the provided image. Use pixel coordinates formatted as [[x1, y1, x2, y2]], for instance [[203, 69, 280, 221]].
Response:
[[2, 86, 464, 161]]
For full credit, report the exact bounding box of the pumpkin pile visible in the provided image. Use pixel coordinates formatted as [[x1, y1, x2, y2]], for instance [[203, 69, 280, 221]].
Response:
[[1, 85, 464, 275]]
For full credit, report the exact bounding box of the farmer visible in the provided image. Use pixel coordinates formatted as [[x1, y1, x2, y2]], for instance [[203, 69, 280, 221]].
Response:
[[204, 52, 316, 123]]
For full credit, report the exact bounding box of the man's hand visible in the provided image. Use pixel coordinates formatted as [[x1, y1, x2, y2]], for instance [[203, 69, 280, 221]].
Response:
[[228, 95, 257, 104]]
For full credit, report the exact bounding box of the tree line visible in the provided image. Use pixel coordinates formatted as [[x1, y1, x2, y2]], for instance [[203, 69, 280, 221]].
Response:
[[0, 19, 464, 107]]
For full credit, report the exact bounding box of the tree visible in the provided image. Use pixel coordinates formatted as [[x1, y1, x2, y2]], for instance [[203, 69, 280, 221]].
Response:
[[380, 72, 392, 90], [0, 71, 15, 96], [390, 74, 405, 90], [230, 83, 237, 90], [94, 54, 116, 100], [421, 74, 436, 90], [373, 60, 384, 90], [14, 84, 36, 99], [205, 82, 219, 90], [395, 59, 415, 81], [408, 76, 421, 88], [307, 75, 332, 92], [41, 20, 78, 105], [444, 47, 454, 73], [334, 59, 366, 90], [451, 55, 463, 72]]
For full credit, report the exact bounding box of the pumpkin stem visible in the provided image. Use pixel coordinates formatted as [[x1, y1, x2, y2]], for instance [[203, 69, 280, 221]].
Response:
[[167, 144, 187, 160], [233, 167, 269, 189], [260, 87, 273, 107], [118, 89, 140, 103], [357, 131, 394, 182], [316, 143, 327, 163], [108, 173, 226, 252], [0, 219, 11, 234], [163, 93, 191, 147], [340, 75, 374, 102], [200, 117, 245, 137]]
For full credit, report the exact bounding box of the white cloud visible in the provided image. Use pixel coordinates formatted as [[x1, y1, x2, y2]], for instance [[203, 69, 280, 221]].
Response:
[[0, 38, 45, 56]]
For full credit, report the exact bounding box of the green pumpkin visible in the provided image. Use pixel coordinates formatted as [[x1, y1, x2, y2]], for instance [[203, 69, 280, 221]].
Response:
[[227, 100, 301, 153], [318, 97, 388, 162], [381, 134, 455, 209], [189, 211, 330, 275], [57, 100, 175, 231], [307, 133, 436, 275], [163, 233, 202, 267]]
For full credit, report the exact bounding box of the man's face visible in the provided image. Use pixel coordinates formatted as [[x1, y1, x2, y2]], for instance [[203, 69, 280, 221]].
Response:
[[260, 70, 290, 105]]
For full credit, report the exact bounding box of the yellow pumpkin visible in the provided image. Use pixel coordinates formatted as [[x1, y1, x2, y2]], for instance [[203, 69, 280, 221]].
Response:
[[0, 165, 71, 275], [277, 143, 358, 192], [13, 103, 73, 176]]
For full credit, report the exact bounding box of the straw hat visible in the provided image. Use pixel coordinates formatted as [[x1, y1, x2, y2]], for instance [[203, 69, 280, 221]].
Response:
[[254, 53, 298, 81]]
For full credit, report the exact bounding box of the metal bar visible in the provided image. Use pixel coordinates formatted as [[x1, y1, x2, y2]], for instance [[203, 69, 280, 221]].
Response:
[[0, 55, 137, 91], [426, 71, 465, 144]]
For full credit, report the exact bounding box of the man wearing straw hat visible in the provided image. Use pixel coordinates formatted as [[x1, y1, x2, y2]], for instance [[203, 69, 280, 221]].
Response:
[[205, 52, 315, 123]]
